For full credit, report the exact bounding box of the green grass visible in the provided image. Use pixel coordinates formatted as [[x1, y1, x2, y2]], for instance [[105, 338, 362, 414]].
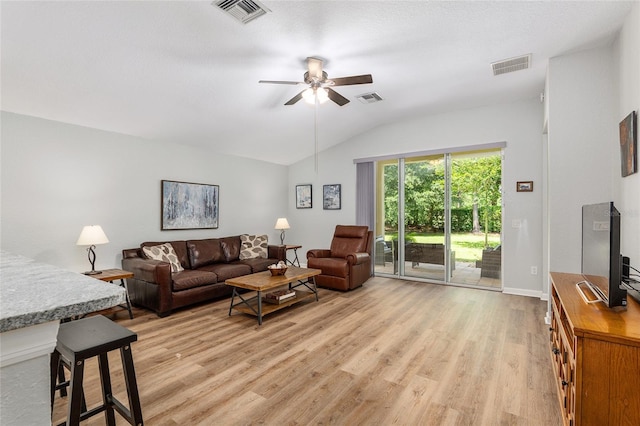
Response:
[[384, 232, 500, 263]]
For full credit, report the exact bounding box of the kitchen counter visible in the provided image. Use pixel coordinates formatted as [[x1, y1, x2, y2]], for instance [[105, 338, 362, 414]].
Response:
[[0, 250, 127, 425], [0, 251, 126, 332]]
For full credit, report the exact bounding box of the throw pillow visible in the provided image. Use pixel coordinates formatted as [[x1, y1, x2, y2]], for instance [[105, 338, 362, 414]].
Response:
[[142, 243, 185, 273], [239, 234, 268, 260]]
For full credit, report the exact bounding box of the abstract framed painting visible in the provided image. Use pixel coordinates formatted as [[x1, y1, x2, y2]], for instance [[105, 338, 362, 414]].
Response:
[[161, 180, 219, 230], [323, 184, 341, 210], [296, 184, 312, 209]]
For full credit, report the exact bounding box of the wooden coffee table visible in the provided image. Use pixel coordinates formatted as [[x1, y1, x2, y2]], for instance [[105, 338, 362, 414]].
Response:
[[226, 266, 321, 325]]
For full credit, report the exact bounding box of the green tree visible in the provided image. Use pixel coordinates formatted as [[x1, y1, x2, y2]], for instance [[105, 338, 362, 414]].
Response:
[[451, 155, 501, 245], [383, 154, 501, 243], [383, 163, 398, 229], [403, 160, 444, 231]]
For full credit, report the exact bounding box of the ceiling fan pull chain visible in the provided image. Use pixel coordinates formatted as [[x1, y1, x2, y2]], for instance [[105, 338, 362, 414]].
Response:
[[314, 94, 319, 173]]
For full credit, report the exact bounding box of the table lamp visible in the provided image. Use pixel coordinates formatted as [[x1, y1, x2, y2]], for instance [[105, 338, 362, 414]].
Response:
[[76, 225, 109, 275], [274, 218, 290, 245]]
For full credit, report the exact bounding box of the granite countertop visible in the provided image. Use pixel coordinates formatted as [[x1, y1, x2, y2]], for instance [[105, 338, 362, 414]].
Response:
[[0, 251, 126, 333]]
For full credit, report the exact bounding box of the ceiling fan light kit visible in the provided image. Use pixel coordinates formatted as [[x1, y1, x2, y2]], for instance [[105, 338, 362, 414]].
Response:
[[303, 88, 329, 105], [259, 57, 373, 107]]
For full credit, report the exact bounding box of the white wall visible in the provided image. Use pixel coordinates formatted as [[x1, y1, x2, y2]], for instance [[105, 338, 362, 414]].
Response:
[[547, 1, 640, 276], [289, 98, 545, 297], [547, 46, 618, 274], [614, 2, 640, 267], [1, 112, 288, 272]]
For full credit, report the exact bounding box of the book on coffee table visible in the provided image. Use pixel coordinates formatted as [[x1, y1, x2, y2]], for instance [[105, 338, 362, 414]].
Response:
[[263, 288, 296, 304]]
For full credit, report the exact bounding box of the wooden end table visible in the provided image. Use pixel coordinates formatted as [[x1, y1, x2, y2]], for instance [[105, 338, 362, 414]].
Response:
[[225, 266, 321, 325], [284, 244, 302, 267], [89, 268, 134, 319]]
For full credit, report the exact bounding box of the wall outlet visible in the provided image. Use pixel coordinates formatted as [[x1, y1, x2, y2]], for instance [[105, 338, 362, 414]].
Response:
[[531, 266, 538, 275], [512, 219, 522, 228]]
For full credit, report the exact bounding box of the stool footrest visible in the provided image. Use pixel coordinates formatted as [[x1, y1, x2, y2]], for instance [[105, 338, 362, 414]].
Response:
[[112, 397, 135, 423], [80, 405, 107, 422]]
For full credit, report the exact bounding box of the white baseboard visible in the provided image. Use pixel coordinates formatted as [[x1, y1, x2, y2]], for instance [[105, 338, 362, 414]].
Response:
[[502, 286, 542, 299]]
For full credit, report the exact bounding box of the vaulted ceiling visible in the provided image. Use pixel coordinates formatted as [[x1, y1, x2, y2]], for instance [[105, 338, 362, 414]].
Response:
[[1, 1, 634, 165]]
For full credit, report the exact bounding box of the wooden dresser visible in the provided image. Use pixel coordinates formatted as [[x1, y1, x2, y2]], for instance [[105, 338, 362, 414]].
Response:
[[549, 272, 640, 426]]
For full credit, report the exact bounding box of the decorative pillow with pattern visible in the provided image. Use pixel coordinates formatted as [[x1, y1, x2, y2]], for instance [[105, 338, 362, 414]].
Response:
[[239, 234, 268, 260], [142, 243, 184, 273]]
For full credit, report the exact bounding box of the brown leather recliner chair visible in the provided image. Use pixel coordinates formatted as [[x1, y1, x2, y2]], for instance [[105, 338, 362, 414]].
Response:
[[306, 225, 373, 291]]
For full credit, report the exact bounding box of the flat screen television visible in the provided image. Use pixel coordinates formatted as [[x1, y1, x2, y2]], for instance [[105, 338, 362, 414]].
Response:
[[581, 201, 626, 308]]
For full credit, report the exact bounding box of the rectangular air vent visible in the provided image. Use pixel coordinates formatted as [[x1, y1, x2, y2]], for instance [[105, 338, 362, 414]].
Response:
[[491, 54, 531, 76], [356, 92, 384, 104], [213, 0, 270, 24]]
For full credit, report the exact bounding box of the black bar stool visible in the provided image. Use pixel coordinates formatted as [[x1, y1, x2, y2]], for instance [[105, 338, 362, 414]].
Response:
[[50, 315, 143, 426]]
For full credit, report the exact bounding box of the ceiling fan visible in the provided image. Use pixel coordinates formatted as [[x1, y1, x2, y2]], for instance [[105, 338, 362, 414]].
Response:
[[259, 57, 373, 106]]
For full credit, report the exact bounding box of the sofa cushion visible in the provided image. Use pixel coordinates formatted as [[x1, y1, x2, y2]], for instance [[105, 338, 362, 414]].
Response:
[[142, 243, 185, 273], [172, 270, 218, 291], [199, 263, 252, 282], [220, 236, 241, 262], [141, 240, 188, 269], [239, 257, 276, 273], [239, 234, 268, 260], [187, 239, 224, 269]]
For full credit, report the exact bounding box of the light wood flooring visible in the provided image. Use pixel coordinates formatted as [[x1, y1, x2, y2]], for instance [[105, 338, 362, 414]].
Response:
[[53, 277, 561, 425]]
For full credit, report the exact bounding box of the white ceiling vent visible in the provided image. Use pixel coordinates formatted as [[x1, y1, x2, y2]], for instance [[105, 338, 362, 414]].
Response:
[[213, 0, 271, 24], [356, 92, 384, 104], [491, 54, 531, 76]]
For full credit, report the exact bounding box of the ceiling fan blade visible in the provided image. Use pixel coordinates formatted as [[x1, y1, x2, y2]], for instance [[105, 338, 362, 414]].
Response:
[[284, 90, 306, 106], [306, 57, 324, 80], [330, 74, 373, 86], [326, 88, 350, 106], [259, 80, 303, 85]]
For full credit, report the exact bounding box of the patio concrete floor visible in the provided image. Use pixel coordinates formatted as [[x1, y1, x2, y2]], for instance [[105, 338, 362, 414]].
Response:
[[374, 261, 501, 289]]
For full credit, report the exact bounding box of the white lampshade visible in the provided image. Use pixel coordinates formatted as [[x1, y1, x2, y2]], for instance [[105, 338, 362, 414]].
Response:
[[76, 225, 109, 246], [274, 218, 290, 230]]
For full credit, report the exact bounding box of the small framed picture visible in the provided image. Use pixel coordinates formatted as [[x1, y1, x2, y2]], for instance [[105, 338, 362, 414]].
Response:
[[296, 184, 312, 209], [323, 184, 341, 210], [516, 181, 533, 192]]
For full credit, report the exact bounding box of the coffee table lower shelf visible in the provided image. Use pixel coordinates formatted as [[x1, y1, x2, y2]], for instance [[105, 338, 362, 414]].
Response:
[[231, 290, 316, 317], [226, 267, 321, 325]]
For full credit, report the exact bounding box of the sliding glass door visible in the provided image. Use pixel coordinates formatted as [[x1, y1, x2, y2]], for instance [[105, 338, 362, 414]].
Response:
[[448, 150, 502, 288], [374, 160, 398, 275], [402, 155, 446, 281], [374, 148, 502, 289]]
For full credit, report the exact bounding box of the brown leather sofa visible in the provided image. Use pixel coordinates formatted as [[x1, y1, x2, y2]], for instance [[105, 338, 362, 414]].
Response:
[[122, 236, 285, 317], [306, 225, 373, 291]]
